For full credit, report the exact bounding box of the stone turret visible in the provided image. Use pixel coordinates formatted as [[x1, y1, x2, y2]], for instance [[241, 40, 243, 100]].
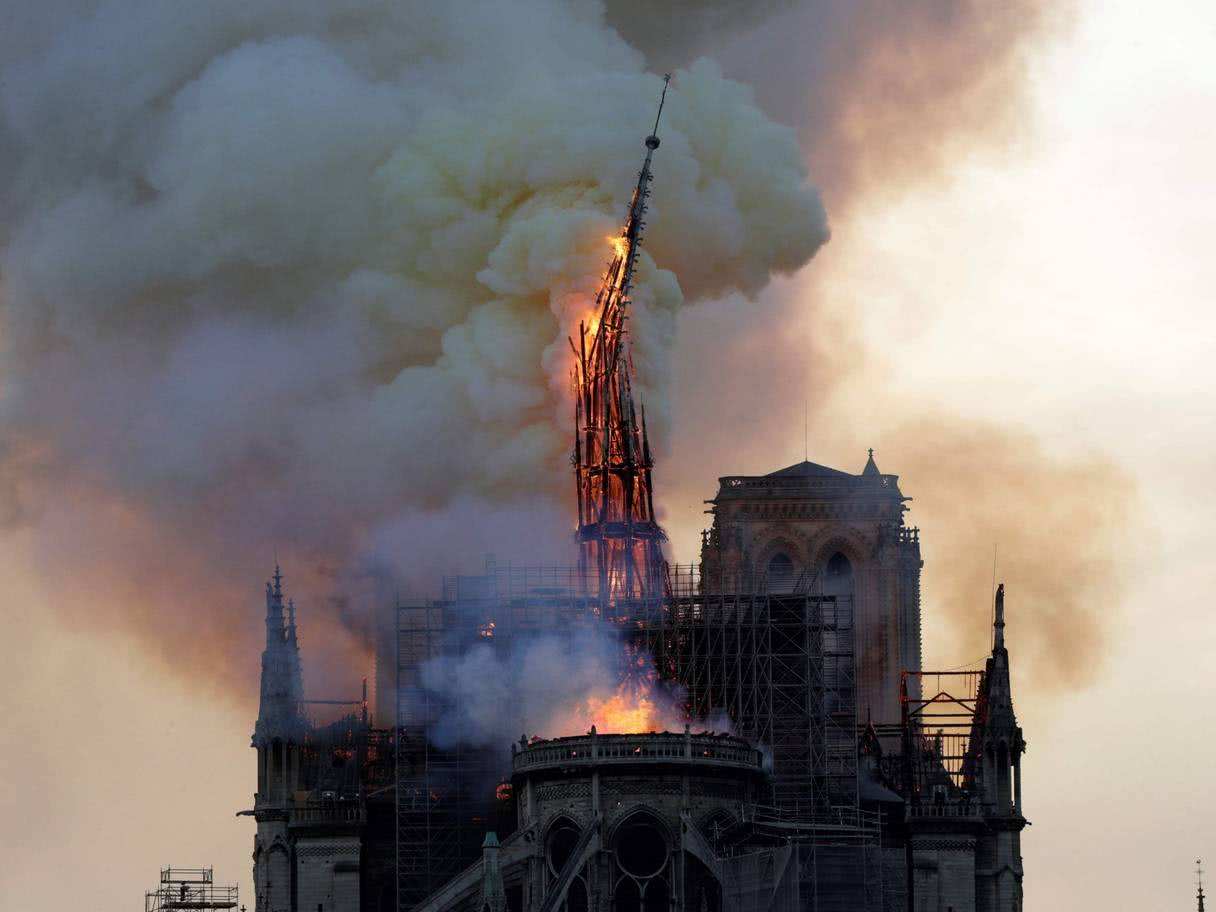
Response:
[[975, 583, 1027, 912], [479, 832, 507, 912], [252, 564, 306, 912], [255, 565, 305, 743]]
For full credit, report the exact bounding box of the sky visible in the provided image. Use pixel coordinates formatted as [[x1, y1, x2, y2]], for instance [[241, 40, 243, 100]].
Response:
[[2, 0, 1215, 909]]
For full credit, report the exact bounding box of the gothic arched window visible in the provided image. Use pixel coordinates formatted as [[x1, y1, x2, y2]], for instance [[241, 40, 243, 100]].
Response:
[[823, 552, 854, 597], [766, 552, 794, 592]]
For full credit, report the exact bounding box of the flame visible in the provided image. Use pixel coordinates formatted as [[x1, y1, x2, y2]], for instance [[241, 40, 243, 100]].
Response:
[[559, 674, 687, 735], [584, 686, 664, 733], [566, 236, 630, 360]]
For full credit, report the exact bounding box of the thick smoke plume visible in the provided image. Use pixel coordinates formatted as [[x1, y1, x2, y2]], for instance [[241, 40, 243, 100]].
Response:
[[0, 0, 1115, 706], [0, 1, 826, 695], [647, 0, 1135, 694], [870, 414, 1135, 689], [611, 0, 1069, 211], [418, 627, 693, 749]]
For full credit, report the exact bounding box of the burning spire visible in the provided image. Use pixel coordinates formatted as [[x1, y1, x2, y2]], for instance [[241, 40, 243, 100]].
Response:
[[572, 76, 671, 608]]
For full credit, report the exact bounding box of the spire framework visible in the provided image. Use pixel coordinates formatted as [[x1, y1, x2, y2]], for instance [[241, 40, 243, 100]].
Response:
[[572, 76, 671, 608]]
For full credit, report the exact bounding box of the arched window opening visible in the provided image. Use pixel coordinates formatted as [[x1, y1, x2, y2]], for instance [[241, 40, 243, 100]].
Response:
[[615, 878, 641, 912], [643, 876, 669, 912], [615, 817, 667, 878], [567, 877, 589, 912], [547, 819, 582, 876], [766, 552, 795, 593], [823, 552, 854, 597], [996, 743, 1012, 811]]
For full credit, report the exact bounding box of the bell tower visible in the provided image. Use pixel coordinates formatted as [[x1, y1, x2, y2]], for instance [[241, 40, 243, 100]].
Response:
[[701, 450, 922, 725]]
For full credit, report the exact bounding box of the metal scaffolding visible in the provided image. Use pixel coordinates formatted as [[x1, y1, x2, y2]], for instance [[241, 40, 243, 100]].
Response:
[[395, 561, 884, 912], [899, 669, 987, 805], [144, 868, 238, 912], [644, 566, 881, 912]]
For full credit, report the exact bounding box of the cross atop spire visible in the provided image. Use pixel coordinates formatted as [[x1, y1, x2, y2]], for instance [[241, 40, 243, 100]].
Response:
[[1198, 859, 1206, 912], [645, 73, 671, 150]]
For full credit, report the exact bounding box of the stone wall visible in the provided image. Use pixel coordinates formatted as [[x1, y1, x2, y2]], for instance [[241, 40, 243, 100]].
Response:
[[294, 836, 361, 912]]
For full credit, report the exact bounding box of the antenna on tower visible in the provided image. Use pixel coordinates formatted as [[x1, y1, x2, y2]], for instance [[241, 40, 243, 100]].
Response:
[[647, 73, 671, 147]]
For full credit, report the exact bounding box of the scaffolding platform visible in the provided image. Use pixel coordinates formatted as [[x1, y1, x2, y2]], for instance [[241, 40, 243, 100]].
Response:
[[145, 867, 239, 912]]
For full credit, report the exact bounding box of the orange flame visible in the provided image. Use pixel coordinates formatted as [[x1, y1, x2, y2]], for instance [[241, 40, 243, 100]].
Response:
[[583, 690, 661, 734], [609, 235, 629, 261], [548, 675, 686, 736]]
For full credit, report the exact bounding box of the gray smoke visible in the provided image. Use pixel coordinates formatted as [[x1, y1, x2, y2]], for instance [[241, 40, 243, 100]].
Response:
[[418, 627, 690, 748], [0, 0, 828, 690]]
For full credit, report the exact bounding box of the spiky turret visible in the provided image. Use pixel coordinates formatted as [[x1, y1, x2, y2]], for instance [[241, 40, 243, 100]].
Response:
[[254, 564, 305, 742]]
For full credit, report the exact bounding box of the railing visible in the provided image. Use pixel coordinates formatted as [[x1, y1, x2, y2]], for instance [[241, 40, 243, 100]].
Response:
[[160, 868, 212, 884], [747, 803, 883, 842], [512, 732, 764, 773], [905, 801, 993, 819], [288, 802, 365, 826], [715, 473, 900, 496]]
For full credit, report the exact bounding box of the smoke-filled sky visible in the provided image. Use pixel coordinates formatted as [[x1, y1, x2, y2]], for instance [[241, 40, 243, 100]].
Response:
[[1, 1, 1214, 910]]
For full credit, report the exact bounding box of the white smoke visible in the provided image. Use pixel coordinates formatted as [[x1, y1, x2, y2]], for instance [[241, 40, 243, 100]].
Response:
[[418, 626, 689, 748], [0, 1, 827, 679]]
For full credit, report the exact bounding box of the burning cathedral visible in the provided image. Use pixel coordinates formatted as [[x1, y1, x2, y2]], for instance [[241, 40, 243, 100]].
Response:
[[247, 83, 1027, 912]]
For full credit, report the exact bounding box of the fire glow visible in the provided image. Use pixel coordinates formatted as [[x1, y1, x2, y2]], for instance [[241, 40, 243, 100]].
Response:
[[609, 234, 629, 261], [562, 678, 687, 735]]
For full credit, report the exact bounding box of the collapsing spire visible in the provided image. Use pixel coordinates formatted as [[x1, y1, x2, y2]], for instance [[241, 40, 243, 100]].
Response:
[[572, 75, 671, 607]]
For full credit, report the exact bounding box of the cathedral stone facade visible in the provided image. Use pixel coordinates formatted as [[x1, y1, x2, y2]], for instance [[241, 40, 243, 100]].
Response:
[[700, 453, 923, 726], [249, 454, 1026, 912]]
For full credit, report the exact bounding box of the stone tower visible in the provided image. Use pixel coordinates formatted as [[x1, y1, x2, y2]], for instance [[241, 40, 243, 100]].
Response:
[[974, 584, 1027, 911], [905, 583, 1027, 912], [700, 451, 922, 725], [251, 565, 307, 912], [248, 566, 380, 912]]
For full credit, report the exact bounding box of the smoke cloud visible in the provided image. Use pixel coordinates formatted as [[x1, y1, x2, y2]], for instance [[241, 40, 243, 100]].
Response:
[[644, 0, 1135, 694], [876, 416, 1135, 688], [610, 0, 1068, 210], [0, 0, 826, 694], [0, 0, 1117, 706], [418, 627, 690, 749]]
